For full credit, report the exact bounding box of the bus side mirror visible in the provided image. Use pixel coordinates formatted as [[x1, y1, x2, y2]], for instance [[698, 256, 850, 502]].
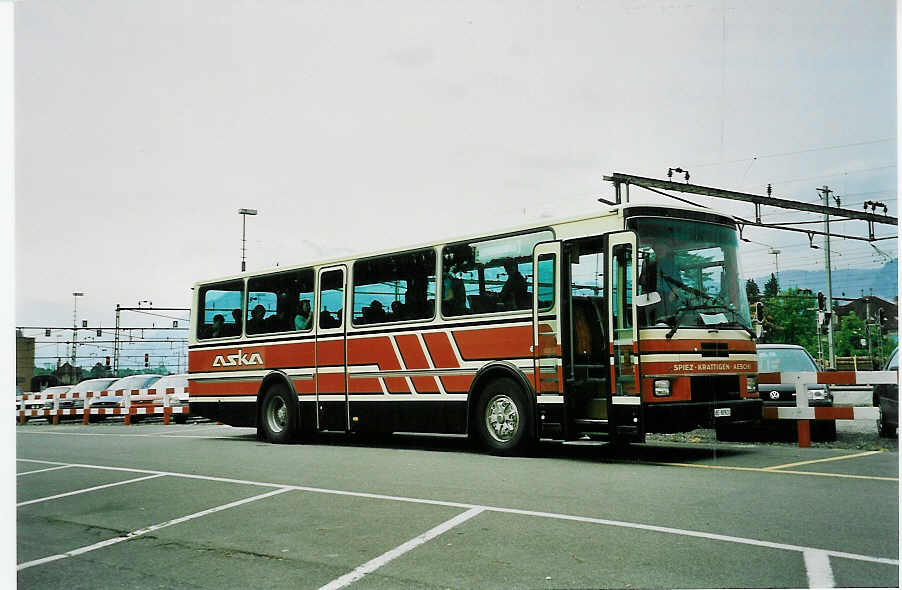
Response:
[[635, 292, 661, 307]]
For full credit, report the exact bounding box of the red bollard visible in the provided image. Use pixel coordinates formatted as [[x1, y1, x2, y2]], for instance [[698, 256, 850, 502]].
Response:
[[124, 412, 131, 426], [797, 420, 811, 448], [52, 413, 59, 425], [163, 407, 171, 425]]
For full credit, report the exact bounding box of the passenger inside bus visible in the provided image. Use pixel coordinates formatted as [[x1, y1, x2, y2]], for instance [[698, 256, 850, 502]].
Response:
[[499, 259, 529, 310], [210, 314, 225, 338], [320, 308, 341, 329], [247, 304, 267, 334], [362, 300, 387, 324], [442, 274, 467, 315], [390, 300, 404, 320], [229, 309, 243, 336], [295, 299, 312, 330]]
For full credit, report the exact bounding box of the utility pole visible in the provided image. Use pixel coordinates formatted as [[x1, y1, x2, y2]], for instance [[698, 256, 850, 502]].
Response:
[[817, 186, 835, 369], [71, 292, 84, 368], [865, 297, 874, 362], [768, 247, 781, 282], [113, 304, 121, 375], [239, 208, 258, 272]]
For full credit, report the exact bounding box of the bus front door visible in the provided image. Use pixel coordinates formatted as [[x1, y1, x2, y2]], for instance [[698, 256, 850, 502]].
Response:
[[607, 232, 641, 437], [533, 241, 562, 397], [315, 266, 348, 431]]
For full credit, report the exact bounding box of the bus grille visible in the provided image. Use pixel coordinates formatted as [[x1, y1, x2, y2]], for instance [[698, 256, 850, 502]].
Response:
[[700, 342, 729, 357], [690, 375, 740, 402]]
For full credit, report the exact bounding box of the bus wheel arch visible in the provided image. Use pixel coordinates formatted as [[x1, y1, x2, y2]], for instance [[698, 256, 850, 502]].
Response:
[[467, 363, 536, 454], [257, 372, 300, 443]]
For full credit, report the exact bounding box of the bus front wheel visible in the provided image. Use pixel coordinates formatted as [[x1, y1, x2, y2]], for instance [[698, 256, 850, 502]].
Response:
[[260, 385, 298, 444], [476, 378, 533, 455]]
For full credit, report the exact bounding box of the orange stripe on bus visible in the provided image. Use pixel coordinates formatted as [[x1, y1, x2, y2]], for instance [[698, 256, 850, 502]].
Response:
[[453, 326, 532, 360], [395, 334, 430, 369], [347, 337, 402, 371], [411, 376, 440, 393], [423, 333, 459, 369]]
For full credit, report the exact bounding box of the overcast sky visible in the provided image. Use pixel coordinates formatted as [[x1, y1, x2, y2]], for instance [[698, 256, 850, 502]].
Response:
[[14, 1, 897, 360]]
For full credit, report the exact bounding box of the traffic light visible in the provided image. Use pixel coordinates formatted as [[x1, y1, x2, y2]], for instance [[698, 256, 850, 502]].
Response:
[[878, 309, 887, 326], [105, 356, 111, 368], [144, 353, 149, 368], [817, 292, 825, 310], [44, 329, 50, 337], [96, 329, 102, 336]]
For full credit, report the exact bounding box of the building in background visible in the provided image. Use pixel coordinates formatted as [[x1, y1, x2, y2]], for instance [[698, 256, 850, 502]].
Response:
[[15, 330, 35, 392]]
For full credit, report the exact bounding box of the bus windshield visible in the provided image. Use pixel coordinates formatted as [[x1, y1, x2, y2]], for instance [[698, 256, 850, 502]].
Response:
[[630, 217, 751, 331]]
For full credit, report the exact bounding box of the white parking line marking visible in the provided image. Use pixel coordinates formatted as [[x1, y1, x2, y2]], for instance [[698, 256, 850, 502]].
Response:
[[17, 488, 292, 571], [804, 550, 835, 589], [318, 507, 484, 590], [17, 458, 899, 568], [17, 430, 245, 440], [17, 465, 74, 476], [764, 450, 882, 471], [16, 474, 165, 507]]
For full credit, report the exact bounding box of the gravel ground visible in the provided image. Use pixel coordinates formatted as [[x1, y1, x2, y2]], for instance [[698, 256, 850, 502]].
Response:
[[649, 421, 898, 452]]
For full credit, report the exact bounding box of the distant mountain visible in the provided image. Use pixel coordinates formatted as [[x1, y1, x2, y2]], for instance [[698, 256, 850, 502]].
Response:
[[748, 259, 898, 301]]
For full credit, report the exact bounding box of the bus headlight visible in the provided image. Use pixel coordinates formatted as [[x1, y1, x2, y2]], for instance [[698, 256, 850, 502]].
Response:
[[653, 379, 671, 397], [746, 376, 758, 394]]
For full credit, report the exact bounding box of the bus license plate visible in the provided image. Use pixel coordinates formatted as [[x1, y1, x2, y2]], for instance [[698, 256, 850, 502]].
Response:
[[713, 408, 731, 418]]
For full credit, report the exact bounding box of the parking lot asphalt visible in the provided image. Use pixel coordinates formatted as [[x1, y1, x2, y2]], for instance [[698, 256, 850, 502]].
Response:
[[16, 422, 900, 589]]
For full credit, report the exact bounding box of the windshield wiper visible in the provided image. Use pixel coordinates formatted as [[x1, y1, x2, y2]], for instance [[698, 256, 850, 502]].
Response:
[[664, 303, 752, 340]]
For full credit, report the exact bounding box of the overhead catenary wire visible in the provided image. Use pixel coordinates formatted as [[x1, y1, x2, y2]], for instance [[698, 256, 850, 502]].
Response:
[[691, 137, 896, 169]]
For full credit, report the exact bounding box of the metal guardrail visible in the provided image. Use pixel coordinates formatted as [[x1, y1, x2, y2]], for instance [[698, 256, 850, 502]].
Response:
[[16, 387, 190, 426]]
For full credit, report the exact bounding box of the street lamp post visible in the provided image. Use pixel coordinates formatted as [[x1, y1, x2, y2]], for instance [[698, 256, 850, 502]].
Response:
[[71, 292, 85, 369], [238, 208, 258, 272]]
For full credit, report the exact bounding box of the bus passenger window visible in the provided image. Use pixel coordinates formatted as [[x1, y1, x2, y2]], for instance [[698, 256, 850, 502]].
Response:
[[441, 230, 552, 317], [246, 268, 315, 335], [197, 281, 244, 340], [319, 269, 345, 329], [352, 249, 436, 326]]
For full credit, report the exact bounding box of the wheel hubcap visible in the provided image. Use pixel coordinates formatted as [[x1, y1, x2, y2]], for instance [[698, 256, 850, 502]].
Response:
[[267, 396, 287, 433], [485, 394, 519, 443]]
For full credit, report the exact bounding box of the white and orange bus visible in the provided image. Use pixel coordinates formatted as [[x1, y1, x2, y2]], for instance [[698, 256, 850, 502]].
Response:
[[188, 203, 761, 452]]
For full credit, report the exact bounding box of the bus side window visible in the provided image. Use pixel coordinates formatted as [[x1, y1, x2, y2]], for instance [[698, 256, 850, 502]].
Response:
[[246, 268, 315, 335], [319, 269, 345, 329], [352, 249, 436, 326], [197, 281, 244, 340]]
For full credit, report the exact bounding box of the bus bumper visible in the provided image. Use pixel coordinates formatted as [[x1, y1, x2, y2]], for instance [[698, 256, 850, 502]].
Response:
[[643, 398, 762, 434]]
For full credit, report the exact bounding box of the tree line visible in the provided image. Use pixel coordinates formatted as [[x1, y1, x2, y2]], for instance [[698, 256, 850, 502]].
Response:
[[746, 274, 895, 365]]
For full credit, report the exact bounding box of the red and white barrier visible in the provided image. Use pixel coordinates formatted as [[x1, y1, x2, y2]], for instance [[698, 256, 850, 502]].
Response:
[[16, 387, 190, 426], [757, 370, 896, 447]]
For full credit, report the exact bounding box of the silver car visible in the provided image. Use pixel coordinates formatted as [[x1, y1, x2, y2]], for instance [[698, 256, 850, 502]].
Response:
[[43, 377, 117, 421], [149, 374, 189, 423], [89, 374, 162, 419]]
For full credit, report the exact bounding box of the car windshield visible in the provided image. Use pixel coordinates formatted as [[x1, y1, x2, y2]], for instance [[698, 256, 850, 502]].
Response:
[[630, 217, 751, 330], [757, 348, 818, 373], [70, 378, 117, 394], [886, 349, 899, 371]]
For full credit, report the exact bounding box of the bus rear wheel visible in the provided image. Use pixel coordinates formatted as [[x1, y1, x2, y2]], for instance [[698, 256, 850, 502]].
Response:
[[260, 385, 298, 444], [476, 378, 533, 455]]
